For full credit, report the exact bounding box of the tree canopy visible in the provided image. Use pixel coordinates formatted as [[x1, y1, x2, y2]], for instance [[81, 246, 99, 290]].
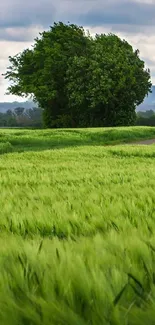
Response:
[[4, 22, 152, 128]]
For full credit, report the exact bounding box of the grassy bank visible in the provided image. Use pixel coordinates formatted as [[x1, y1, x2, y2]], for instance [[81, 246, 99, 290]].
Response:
[[0, 126, 155, 153], [0, 127, 155, 324]]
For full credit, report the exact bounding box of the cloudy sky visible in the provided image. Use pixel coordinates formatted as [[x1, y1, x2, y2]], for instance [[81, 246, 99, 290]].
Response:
[[0, 0, 155, 102]]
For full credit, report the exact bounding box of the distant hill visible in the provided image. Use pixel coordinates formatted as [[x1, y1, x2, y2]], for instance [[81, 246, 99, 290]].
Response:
[[137, 86, 155, 111], [0, 101, 37, 113]]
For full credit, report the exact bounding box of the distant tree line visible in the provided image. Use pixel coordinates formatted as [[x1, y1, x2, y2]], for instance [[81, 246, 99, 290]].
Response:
[[136, 110, 155, 126], [0, 107, 42, 127], [2, 106, 155, 128], [1, 107, 153, 128], [4, 22, 151, 128]]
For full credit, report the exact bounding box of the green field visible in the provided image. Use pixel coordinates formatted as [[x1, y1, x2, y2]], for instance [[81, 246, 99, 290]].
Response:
[[0, 127, 155, 324]]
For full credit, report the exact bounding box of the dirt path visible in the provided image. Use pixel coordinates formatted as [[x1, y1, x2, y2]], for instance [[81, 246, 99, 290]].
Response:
[[129, 139, 155, 145]]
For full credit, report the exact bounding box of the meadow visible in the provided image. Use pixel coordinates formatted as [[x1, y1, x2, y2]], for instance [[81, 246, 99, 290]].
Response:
[[0, 127, 155, 324]]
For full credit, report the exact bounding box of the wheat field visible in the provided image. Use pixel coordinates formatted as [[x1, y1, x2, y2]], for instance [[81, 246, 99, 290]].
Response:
[[0, 127, 155, 324]]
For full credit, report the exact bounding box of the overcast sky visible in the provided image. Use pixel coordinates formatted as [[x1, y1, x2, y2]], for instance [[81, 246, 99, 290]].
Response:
[[0, 0, 155, 102]]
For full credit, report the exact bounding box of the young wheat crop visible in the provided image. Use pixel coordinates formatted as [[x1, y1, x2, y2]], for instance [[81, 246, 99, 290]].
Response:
[[0, 127, 154, 324]]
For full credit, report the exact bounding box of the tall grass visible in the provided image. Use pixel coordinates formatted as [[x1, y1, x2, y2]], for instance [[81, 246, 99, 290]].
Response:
[[0, 126, 155, 152], [0, 127, 154, 324]]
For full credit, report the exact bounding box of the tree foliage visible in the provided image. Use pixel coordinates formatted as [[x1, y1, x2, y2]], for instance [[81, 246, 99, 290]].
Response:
[[4, 22, 152, 127]]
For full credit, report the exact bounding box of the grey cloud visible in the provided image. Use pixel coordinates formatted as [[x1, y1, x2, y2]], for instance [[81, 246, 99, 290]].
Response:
[[0, 26, 43, 42], [109, 24, 155, 35], [76, 1, 155, 28], [142, 57, 155, 67], [0, 0, 56, 28], [0, 0, 155, 31], [0, 0, 155, 44]]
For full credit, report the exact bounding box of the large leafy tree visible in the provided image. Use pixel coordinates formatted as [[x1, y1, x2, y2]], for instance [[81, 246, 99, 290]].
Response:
[[4, 22, 90, 127], [66, 34, 152, 126], [4, 22, 151, 127]]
